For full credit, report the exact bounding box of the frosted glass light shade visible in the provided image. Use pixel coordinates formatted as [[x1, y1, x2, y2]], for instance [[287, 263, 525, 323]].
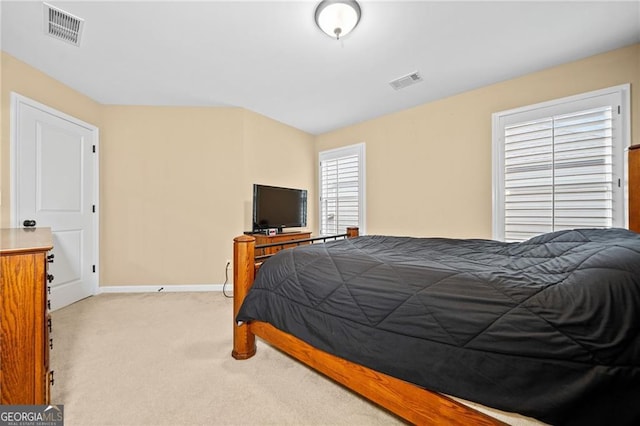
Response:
[[315, 0, 361, 40]]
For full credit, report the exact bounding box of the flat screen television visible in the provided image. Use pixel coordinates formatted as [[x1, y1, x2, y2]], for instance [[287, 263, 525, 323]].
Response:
[[252, 184, 307, 233]]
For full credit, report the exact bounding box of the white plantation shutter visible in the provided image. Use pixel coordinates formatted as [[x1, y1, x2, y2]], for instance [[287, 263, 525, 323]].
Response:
[[494, 86, 629, 242], [504, 117, 554, 241], [319, 144, 365, 235]]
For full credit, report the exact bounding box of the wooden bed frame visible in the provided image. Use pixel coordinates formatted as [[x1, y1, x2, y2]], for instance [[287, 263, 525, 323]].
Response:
[[232, 146, 640, 423], [232, 227, 507, 425]]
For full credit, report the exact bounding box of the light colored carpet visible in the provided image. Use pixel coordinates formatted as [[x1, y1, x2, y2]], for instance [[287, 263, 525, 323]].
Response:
[[50, 292, 402, 426]]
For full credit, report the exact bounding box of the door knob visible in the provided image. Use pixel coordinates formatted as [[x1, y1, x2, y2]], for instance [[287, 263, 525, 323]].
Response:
[[23, 220, 36, 227]]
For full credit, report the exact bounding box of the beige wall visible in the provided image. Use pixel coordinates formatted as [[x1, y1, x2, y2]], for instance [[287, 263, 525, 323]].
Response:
[[242, 110, 316, 232], [2, 43, 638, 286], [316, 43, 640, 239], [99, 107, 314, 285], [100, 106, 245, 285], [0, 52, 315, 287]]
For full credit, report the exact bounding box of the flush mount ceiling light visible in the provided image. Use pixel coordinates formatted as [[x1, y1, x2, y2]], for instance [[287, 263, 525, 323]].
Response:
[[315, 0, 361, 40]]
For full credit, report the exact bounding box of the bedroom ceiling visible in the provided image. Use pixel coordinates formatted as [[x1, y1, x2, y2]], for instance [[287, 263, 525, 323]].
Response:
[[1, 1, 639, 135]]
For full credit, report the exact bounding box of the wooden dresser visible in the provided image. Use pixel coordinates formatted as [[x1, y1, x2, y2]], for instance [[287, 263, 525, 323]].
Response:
[[253, 231, 312, 256], [630, 145, 640, 233], [0, 227, 54, 404]]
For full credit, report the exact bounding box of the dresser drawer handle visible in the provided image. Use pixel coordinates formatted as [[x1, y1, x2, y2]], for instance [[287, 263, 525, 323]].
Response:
[[48, 318, 53, 333], [47, 274, 54, 283], [49, 338, 54, 350], [49, 371, 55, 386]]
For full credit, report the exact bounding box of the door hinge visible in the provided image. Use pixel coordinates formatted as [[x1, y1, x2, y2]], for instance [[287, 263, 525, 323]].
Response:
[[92, 265, 96, 273]]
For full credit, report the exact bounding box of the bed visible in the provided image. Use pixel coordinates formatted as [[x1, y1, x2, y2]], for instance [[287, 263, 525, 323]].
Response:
[[232, 146, 640, 425], [233, 227, 640, 425]]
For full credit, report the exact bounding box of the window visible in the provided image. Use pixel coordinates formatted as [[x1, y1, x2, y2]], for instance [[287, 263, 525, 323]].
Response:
[[493, 85, 630, 242], [319, 143, 365, 235]]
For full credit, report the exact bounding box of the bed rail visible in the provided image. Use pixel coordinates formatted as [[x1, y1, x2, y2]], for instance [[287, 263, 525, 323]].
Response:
[[254, 227, 359, 262]]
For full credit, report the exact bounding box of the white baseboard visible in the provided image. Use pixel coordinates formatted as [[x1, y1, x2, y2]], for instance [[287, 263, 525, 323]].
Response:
[[98, 284, 230, 294]]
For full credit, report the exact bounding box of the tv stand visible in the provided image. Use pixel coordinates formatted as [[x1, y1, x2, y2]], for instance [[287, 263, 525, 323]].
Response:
[[252, 231, 311, 256]]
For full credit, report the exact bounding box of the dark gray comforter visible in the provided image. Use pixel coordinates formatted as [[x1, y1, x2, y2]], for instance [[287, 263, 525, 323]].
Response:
[[236, 228, 640, 425]]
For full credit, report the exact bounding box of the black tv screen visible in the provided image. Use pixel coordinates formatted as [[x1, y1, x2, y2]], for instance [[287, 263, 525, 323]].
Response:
[[253, 184, 307, 233]]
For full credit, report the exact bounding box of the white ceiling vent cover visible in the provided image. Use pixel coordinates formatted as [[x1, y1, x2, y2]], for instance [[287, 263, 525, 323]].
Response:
[[389, 71, 424, 91], [43, 2, 84, 46]]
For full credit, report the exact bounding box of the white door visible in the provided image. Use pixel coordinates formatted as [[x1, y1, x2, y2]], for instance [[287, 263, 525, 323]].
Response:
[[12, 93, 98, 311]]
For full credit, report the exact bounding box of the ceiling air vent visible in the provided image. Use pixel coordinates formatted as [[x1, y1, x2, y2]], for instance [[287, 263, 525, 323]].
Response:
[[43, 2, 84, 46], [389, 71, 423, 91]]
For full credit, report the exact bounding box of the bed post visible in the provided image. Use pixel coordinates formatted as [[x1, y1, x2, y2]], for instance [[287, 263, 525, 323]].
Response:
[[232, 235, 257, 360], [346, 227, 359, 238]]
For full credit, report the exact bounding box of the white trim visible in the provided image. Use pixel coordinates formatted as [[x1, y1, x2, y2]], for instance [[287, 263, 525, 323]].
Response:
[[491, 114, 503, 241], [10, 92, 100, 298], [318, 142, 366, 235], [491, 84, 630, 241], [620, 85, 631, 228], [99, 284, 226, 293], [493, 84, 630, 120]]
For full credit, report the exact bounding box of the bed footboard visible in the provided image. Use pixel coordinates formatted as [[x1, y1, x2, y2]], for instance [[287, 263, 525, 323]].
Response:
[[232, 228, 359, 359], [230, 227, 507, 425]]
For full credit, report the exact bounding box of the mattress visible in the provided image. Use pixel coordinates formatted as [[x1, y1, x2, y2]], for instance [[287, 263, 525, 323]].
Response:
[[237, 228, 640, 425]]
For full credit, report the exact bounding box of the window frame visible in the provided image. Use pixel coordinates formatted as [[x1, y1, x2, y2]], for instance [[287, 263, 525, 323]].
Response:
[[492, 84, 630, 241], [318, 143, 366, 236]]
